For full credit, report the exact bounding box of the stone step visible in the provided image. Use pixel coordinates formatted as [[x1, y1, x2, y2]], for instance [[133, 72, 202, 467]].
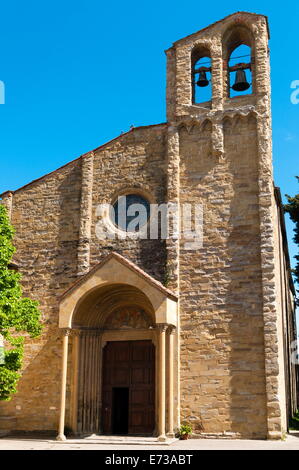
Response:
[[53, 435, 178, 446]]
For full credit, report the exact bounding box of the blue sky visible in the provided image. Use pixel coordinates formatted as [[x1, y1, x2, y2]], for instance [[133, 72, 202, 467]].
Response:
[[0, 1, 298, 289]]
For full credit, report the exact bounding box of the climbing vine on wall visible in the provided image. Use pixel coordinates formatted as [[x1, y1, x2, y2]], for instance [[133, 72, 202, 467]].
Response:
[[0, 204, 42, 400]]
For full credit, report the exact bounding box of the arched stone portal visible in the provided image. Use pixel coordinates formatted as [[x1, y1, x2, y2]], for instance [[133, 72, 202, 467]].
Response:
[[57, 253, 178, 441], [102, 338, 156, 435]]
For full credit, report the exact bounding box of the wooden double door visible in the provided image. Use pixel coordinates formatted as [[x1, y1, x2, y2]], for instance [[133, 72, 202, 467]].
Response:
[[102, 340, 155, 435]]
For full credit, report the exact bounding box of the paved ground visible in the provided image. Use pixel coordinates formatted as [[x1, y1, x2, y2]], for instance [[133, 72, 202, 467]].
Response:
[[0, 433, 299, 450]]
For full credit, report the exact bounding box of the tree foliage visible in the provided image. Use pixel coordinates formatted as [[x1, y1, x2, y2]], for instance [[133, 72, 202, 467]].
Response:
[[0, 204, 42, 400], [284, 176, 299, 302]]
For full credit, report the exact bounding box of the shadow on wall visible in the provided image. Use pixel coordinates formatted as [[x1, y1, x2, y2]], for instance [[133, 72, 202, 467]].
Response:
[[224, 113, 268, 438], [177, 113, 268, 438], [0, 162, 82, 434], [89, 130, 168, 285]]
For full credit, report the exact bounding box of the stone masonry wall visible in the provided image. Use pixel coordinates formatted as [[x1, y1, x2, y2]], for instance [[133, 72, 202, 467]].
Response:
[[0, 12, 292, 439], [165, 12, 285, 438]]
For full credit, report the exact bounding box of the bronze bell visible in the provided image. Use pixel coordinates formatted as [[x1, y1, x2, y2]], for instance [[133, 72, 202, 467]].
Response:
[[196, 70, 209, 87], [232, 69, 250, 92]]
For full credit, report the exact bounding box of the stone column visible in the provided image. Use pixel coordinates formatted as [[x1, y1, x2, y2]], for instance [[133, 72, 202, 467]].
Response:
[[77, 152, 94, 276], [166, 125, 180, 293], [211, 119, 224, 161], [56, 329, 70, 441], [167, 326, 176, 437], [157, 324, 167, 441], [166, 125, 180, 435], [0, 191, 13, 220]]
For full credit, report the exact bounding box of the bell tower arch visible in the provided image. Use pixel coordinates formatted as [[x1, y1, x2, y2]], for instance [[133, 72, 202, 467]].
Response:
[[222, 24, 254, 98], [164, 13, 287, 440]]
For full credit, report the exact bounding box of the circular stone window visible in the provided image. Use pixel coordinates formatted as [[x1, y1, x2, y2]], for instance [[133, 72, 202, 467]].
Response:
[[110, 193, 150, 232]]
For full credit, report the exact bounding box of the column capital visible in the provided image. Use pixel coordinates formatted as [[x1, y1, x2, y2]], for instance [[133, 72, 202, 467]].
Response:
[[1, 190, 14, 198], [157, 321, 167, 440], [80, 329, 103, 337], [57, 325, 70, 441], [71, 329, 82, 337], [60, 328, 72, 337]]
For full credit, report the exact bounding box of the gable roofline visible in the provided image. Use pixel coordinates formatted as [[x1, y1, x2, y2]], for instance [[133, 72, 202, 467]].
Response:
[[60, 251, 178, 302], [166, 11, 269, 51], [0, 122, 167, 198]]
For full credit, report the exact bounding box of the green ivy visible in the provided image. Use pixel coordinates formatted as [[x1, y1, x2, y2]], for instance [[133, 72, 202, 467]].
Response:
[[0, 204, 42, 401], [289, 410, 299, 430], [179, 423, 192, 435]]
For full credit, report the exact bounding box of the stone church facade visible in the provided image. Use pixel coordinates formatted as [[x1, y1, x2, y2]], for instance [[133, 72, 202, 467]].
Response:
[[0, 12, 298, 440]]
